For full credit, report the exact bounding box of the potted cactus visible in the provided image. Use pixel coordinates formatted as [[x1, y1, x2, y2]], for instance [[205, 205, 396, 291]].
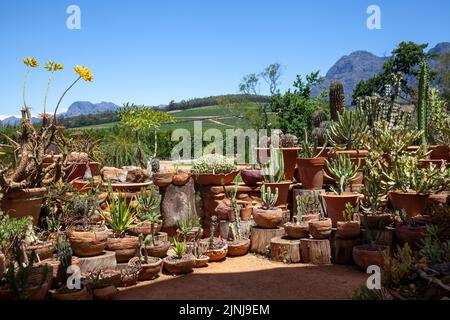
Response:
[[162, 238, 195, 274], [296, 129, 327, 189], [284, 195, 310, 239], [191, 154, 238, 186], [393, 210, 427, 249], [135, 234, 162, 281], [204, 216, 228, 261], [139, 210, 170, 259], [128, 187, 162, 236], [336, 202, 361, 239], [253, 185, 283, 229], [429, 89, 450, 161], [308, 200, 332, 240], [225, 183, 250, 256], [189, 233, 210, 268]]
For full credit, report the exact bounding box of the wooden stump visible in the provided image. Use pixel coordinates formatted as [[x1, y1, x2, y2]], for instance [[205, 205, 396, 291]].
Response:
[[300, 238, 331, 265], [219, 220, 255, 240], [250, 227, 285, 254], [361, 227, 394, 255], [335, 238, 360, 265], [270, 236, 301, 263], [293, 189, 326, 216]]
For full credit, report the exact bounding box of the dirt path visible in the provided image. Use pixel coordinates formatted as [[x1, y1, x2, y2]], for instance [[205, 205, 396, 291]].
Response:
[[115, 254, 366, 300]]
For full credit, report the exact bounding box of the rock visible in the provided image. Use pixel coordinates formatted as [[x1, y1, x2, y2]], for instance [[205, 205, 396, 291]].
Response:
[[126, 168, 149, 183], [77, 251, 117, 273], [67, 152, 89, 163], [101, 167, 124, 182]]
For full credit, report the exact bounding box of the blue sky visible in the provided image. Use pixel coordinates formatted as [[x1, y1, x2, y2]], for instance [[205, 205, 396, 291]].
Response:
[[0, 0, 449, 117]]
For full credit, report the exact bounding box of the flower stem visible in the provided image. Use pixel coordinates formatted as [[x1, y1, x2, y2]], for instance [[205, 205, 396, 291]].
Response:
[[54, 76, 81, 118], [43, 72, 54, 115], [22, 69, 30, 107]]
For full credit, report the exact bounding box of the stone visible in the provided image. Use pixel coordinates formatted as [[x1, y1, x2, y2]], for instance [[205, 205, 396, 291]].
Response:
[[67, 152, 89, 163], [77, 251, 117, 273], [126, 168, 149, 183], [101, 167, 124, 182]]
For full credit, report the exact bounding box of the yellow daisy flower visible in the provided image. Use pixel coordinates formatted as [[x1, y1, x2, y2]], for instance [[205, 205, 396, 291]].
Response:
[[74, 65, 93, 82], [45, 61, 64, 72], [23, 57, 39, 68]]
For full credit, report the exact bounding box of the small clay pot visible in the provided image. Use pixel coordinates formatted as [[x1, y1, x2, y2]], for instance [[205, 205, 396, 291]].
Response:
[[138, 258, 162, 281], [362, 213, 393, 230], [152, 172, 174, 187], [26, 241, 55, 261], [205, 240, 228, 261], [353, 244, 389, 270], [227, 238, 251, 256], [336, 221, 361, 239], [259, 181, 292, 207], [172, 172, 191, 186], [284, 222, 309, 239], [240, 206, 253, 221], [252, 207, 283, 229], [194, 255, 210, 268], [429, 144, 450, 161], [296, 157, 326, 190], [389, 191, 430, 217], [93, 285, 117, 300], [395, 224, 427, 248], [106, 236, 138, 263], [127, 221, 162, 236], [53, 286, 91, 300], [69, 229, 108, 257], [240, 169, 263, 186], [193, 171, 239, 186], [308, 218, 332, 239], [163, 255, 196, 274], [301, 213, 321, 223], [321, 192, 360, 227], [144, 240, 170, 258], [0, 282, 50, 300]]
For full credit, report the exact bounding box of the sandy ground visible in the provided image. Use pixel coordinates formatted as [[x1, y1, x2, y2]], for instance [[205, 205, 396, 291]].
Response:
[[115, 254, 367, 300]]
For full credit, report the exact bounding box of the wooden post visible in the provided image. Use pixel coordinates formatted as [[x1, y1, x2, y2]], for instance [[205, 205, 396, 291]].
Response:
[[300, 238, 331, 265], [270, 236, 301, 263], [335, 238, 360, 265], [250, 227, 285, 254]]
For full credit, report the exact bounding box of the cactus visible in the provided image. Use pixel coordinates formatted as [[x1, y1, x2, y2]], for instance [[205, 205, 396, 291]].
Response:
[[222, 176, 242, 241], [295, 195, 303, 224], [324, 154, 360, 195], [280, 133, 298, 148], [417, 61, 429, 146], [260, 184, 279, 209], [329, 81, 345, 121], [56, 236, 72, 283], [260, 146, 284, 182], [298, 128, 327, 158], [342, 202, 355, 223], [209, 215, 218, 249]]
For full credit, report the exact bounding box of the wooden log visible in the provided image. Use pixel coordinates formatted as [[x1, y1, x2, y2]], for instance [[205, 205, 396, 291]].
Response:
[[361, 227, 395, 255], [300, 238, 331, 265], [219, 220, 255, 240], [250, 227, 285, 254], [335, 238, 360, 265], [270, 236, 301, 263]]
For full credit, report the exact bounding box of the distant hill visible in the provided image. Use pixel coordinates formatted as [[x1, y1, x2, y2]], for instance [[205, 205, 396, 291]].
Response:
[[61, 101, 119, 118]]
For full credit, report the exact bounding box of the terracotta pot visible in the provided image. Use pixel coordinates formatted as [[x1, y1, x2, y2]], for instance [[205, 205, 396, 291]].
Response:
[[284, 222, 309, 239], [301, 213, 321, 223], [362, 213, 393, 230], [172, 172, 191, 186], [282, 148, 301, 181], [194, 255, 210, 268], [308, 218, 332, 239], [336, 221, 361, 239], [429, 144, 450, 161], [106, 236, 138, 263], [26, 241, 54, 261], [321, 192, 360, 227], [53, 286, 91, 300], [240, 169, 263, 186], [227, 238, 251, 256], [1, 187, 47, 226], [163, 255, 195, 274], [240, 206, 253, 221], [0, 282, 50, 300], [395, 224, 427, 248], [144, 240, 170, 258], [138, 257, 162, 281], [40, 257, 79, 289], [252, 207, 283, 229], [71, 179, 101, 192], [296, 157, 325, 190], [205, 241, 228, 261], [259, 181, 291, 207], [193, 171, 239, 186], [419, 159, 447, 169], [103, 182, 152, 192], [352, 244, 388, 270], [69, 230, 108, 257], [0, 253, 5, 276], [93, 285, 117, 300], [152, 172, 174, 187], [389, 191, 429, 217], [65, 162, 99, 182], [127, 221, 162, 236]]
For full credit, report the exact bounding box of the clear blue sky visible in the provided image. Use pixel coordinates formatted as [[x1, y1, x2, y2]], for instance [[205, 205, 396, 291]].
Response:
[[0, 0, 449, 116]]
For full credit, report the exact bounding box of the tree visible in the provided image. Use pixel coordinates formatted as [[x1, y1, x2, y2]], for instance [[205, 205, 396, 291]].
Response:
[[436, 51, 450, 104], [261, 63, 282, 95]]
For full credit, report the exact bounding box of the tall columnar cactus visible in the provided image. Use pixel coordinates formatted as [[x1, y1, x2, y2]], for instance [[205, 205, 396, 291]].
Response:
[[417, 61, 429, 146], [329, 81, 345, 121], [260, 184, 279, 209], [260, 146, 284, 182], [209, 215, 218, 249]]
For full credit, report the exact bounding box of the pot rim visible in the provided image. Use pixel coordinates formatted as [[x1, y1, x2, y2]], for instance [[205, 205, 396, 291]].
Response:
[[389, 190, 431, 196], [322, 192, 360, 198]]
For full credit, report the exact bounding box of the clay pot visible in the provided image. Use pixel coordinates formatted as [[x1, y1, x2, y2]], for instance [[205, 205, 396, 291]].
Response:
[[0, 282, 50, 300], [106, 236, 138, 263], [429, 144, 450, 161], [93, 285, 117, 300], [163, 255, 196, 274], [138, 257, 162, 281], [26, 241, 55, 261], [193, 171, 239, 186], [172, 172, 191, 186], [1, 187, 47, 226], [419, 159, 447, 169], [395, 224, 427, 248], [281, 148, 301, 181], [69, 230, 108, 257], [259, 181, 291, 207], [205, 240, 228, 261], [40, 257, 79, 289], [308, 218, 332, 239], [0, 253, 5, 276], [240, 206, 253, 221], [296, 157, 325, 190], [152, 172, 174, 187], [352, 244, 389, 270], [65, 162, 99, 182], [336, 221, 361, 239], [227, 238, 251, 256], [362, 213, 393, 230], [103, 182, 152, 192], [301, 213, 321, 223], [284, 222, 309, 239], [194, 255, 210, 268], [252, 207, 283, 229], [127, 221, 162, 236], [71, 179, 101, 192], [389, 191, 430, 217], [240, 169, 263, 186], [53, 286, 91, 300], [144, 240, 170, 258], [321, 192, 360, 227]]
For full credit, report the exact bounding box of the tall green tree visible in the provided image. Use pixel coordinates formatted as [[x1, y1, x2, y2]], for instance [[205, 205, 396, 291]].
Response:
[[436, 51, 450, 104]]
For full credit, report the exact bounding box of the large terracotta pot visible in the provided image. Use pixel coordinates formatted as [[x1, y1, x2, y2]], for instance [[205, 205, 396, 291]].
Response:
[[296, 157, 325, 190], [321, 192, 360, 227], [281, 148, 301, 181], [227, 238, 251, 256], [93, 286, 117, 300], [352, 244, 388, 270], [65, 162, 99, 182], [138, 257, 162, 281], [69, 229, 108, 257], [429, 144, 450, 161], [1, 187, 47, 226], [260, 181, 291, 207], [106, 236, 138, 263], [284, 222, 309, 239], [336, 221, 361, 239], [395, 224, 427, 248], [163, 255, 195, 274], [389, 191, 429, 217], [152, 172, 174, 187], [144, 240, 170, 258], [308, 218, 332, 239], [240, 169, 263, 186], [252, 207, 283, 229], [193, 171, 239, 186], [26, 241, 55, 261]]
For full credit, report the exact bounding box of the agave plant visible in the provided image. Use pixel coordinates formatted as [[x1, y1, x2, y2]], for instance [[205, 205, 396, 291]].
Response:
[[324, 154, 360, 195], [102, 194, 138, 237], [298, 128, 327, 158], [327, 108, 369, 150], [171, 237, 188, 258]]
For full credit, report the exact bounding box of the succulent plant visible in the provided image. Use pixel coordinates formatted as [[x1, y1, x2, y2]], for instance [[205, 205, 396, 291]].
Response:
[[260, 184, 278, 210], [260, 146, 284, 183], [342, 202, 355, 223], [324, 154, 360, 195], [327, 108, 369, 150], [171, 237, 187, 258], [102, 193, 138, 237], [298, 128, 327, 158], [417, 61, 430, 146], [280, 133, 298, 148], [430, 88, 450, 145], [191, 154, 237, 174], [208, 215, 218, 249], [360, 151, 389, 214], [222, 175, 242, 241], [329, 81, 345, 121]]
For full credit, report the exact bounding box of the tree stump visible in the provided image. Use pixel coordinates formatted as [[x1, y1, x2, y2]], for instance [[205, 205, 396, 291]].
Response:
[[300, 238, 331, 265], [250, 227, 285, 254], [293, 189, 326, 217], [270, 236, 301, 263], [219, 220, 255, 240], [361, 227, 394, 255], [335, 238, 360, 265]]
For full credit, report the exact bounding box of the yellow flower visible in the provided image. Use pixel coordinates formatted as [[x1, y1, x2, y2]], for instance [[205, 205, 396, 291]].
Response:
[[23, 57, 39, 68], [74, 65, 93, 82], [45, 61, 64, 72]]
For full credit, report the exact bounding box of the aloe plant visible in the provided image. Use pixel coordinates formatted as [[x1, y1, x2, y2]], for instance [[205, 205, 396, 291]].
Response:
[[327, 109, 368, 150], [298, 128, 327, 158], [324, 154, 360, 195], [260, 146, 284, 182], [171, 237, 187, 258], [102, 193, 138, 237]]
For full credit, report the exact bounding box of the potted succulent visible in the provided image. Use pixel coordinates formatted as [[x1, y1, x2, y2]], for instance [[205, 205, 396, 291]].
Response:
[[141, 210, 170, 258], [336, 203, 361, 239], [393, 210, 427, 248], [135, 235, 162, 281], [90, 271, 118, 300], [296, 129, 327, 190], [152, 169, 175, 188], [226, 191, 250, 256], [252, 185, 283, 229], [322, 154, 361, 227], [172, 164, 192, 186], [63, 136, 101, 183], [284, 195, 310, 239], [175, 206, 202, 242], [429, 89, 450, 161], [162, 238, 195, 274], [102, 193, 139, 263], [259, 146, 291, 207], [191, 154, 238, 186], [308, 207, 332, 240], [240, 164, 263, 186], [204, 216, 228, 261], [127, 187, 162, 236]]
